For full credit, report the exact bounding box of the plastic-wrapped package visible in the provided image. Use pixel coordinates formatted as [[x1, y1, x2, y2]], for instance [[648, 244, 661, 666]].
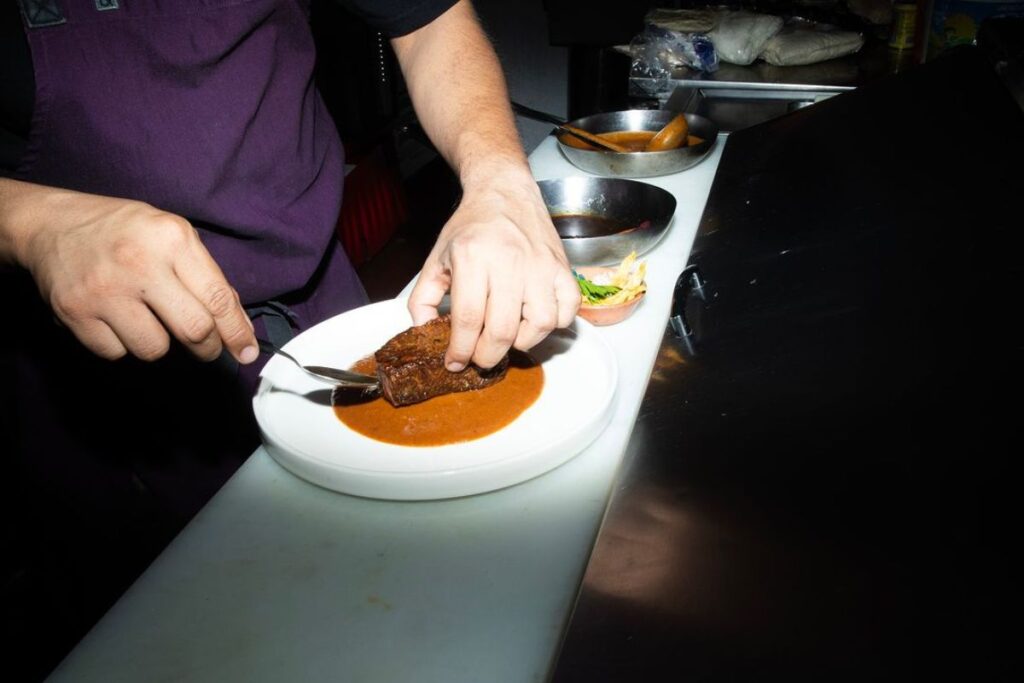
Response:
[[629, 24, 719, 95], [759, 24, 865, 66], [706, 11, 784, 65], [644, 8, 719, 34]]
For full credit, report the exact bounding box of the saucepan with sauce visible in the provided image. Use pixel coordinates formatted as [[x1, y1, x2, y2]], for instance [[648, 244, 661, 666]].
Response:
[[512, 102, 718, 178], [538, 176, 677, 266]]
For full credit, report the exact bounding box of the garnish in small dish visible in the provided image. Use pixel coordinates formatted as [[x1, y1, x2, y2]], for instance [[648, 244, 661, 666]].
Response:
[[574, 252, 647, 326]]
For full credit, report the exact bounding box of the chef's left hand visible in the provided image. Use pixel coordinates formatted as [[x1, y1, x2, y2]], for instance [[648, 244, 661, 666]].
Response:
[[408, 168, 580, 371]]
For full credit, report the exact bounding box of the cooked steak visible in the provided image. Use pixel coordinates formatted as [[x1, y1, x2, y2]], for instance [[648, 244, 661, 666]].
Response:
[[375, 315, 509, 407]]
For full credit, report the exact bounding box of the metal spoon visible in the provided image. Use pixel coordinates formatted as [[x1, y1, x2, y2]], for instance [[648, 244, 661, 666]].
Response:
[[556, 125, 629, 153], [509, 101, 628, 153], [257, 339, 380, 391]]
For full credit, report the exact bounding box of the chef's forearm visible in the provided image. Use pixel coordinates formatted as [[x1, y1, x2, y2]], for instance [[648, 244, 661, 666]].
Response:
[[0, 177, 61, 267], [390, 0, 532, 191]]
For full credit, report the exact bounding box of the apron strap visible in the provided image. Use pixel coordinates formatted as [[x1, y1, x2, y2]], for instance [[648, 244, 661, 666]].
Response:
[[246, 300, 298, 348]]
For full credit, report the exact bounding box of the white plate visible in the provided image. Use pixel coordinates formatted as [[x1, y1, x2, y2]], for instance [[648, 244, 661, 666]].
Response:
[[253, 298, 618, 500]]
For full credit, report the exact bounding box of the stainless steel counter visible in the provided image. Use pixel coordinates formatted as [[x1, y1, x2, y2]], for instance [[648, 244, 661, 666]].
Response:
[[631, 40, 909, 132], [549, 45, 1020, 681]]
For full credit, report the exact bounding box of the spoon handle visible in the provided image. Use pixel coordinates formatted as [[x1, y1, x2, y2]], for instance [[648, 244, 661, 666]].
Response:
[[510, 101, 566, 125], [304, 365, 379, 387], [509, 101, 627, 152], [257, 338, 378, 388], [556, 125, 629, 153]]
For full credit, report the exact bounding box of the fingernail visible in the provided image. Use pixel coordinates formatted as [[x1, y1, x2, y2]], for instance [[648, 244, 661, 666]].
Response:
[[446, 360, 465, 372], [239, 345, 259, 364]]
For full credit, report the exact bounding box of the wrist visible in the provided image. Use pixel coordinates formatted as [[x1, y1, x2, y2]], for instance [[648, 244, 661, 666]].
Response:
[[459, 156, 537, 198], [0, 178, 47, 266], [0, 180, 94, 268]]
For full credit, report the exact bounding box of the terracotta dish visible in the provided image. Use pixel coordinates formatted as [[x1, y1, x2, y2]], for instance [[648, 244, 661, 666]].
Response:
[[575, 265, 646, 326]]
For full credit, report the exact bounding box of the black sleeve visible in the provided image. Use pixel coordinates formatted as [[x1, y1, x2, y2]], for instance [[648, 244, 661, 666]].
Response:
[[334, 0, 460, 37], [0, 1, 33, 173]]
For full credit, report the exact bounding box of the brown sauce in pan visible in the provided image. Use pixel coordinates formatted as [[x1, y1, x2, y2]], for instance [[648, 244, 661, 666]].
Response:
[[560, 130, 703, 152], [552, 214, 635, 238], [333, 352, 544, 447], [552, 213, 652, 239]]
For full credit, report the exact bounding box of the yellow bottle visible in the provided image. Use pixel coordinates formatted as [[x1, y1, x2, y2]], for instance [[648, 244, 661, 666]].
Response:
[[889, 3, 918, 50]]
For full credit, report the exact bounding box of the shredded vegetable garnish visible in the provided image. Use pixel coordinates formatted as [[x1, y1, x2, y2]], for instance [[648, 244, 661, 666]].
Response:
[[575, 252, 647, 306]]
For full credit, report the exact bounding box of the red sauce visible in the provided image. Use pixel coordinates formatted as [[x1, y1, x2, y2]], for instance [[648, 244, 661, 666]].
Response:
[[333, 352, 544, 447]]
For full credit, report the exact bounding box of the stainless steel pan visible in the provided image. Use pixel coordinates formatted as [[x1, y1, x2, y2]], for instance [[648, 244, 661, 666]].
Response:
[[537, 176, 677, 266], [513, 103, 718, 178]]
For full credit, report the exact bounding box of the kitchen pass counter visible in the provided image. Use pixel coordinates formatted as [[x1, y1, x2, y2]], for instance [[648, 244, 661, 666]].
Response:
[[48, 136, 725, 682]]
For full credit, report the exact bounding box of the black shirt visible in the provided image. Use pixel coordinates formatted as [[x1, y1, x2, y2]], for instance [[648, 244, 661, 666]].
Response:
[[0, 0, 33, 168]]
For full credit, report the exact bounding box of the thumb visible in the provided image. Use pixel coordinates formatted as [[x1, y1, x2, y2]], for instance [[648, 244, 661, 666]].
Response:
[[407, 268, 450, 326]]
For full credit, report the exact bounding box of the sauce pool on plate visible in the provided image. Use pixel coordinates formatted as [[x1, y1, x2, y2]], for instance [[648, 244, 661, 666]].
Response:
[[334, 352, 544, 447]]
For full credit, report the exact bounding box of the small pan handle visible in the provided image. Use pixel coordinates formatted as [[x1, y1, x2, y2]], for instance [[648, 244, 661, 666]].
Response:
[[669, 264, 706, 339], [510, 101, 567, 127]]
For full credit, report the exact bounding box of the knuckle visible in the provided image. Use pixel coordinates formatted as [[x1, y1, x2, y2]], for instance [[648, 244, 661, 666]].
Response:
[[448, 239, 476, 261], [528, 310, 557, 333], [485, 323, 517, 348], [181, 313, 216, 344], [135, 335, 170, 362], [512, 335, 537, 352], [203, 283, 237, 318], [49, 289, 83, 323], [153, 214, 193, 243], [450, 309, 484, 331]]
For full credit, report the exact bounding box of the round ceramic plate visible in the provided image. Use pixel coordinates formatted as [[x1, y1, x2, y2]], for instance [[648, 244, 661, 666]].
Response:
[[253, 298, 618, 500]]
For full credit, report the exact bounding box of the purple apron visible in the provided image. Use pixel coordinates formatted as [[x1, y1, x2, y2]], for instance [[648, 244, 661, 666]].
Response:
[[15, 0, 367, 348], [4, 2, 367, 673]]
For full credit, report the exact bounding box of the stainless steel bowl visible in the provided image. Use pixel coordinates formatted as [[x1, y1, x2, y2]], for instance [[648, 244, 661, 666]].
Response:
[[556, 110, 718, 178], [538, 176, 677, 267]]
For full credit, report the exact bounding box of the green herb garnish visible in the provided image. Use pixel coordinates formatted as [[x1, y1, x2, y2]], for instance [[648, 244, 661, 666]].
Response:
[[574, 269, 621, 304]]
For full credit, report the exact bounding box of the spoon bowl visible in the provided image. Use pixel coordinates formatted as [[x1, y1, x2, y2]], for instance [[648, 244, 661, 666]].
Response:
[[645, 113, 690, 152], [258, 339, 380, 393]]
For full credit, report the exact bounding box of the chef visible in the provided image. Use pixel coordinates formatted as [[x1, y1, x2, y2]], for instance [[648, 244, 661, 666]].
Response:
[[0, 0, 578, 677]]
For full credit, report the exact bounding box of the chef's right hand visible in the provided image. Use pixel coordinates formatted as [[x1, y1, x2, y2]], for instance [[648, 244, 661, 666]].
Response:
[[0, 179, 258, 364]]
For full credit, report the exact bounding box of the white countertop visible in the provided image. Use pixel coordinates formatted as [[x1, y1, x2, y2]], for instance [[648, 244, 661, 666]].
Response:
[[48, 136, 726, 683]]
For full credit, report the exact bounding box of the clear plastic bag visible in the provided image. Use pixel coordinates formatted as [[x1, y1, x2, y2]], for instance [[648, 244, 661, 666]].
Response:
[[629, 24, 719, 95]]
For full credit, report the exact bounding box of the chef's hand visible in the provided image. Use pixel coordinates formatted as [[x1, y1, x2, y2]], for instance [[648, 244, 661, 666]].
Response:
[[1, 180, 258, 364], [408, 168, 580, 370]]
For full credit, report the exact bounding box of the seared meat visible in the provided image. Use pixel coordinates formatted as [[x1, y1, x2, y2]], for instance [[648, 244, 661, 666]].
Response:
[[375, 315, 509, 407]]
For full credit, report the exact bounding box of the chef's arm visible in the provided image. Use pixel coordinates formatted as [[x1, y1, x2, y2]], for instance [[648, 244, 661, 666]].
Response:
[[0, 176, 258, 364], [390, 0, 580, 371]]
